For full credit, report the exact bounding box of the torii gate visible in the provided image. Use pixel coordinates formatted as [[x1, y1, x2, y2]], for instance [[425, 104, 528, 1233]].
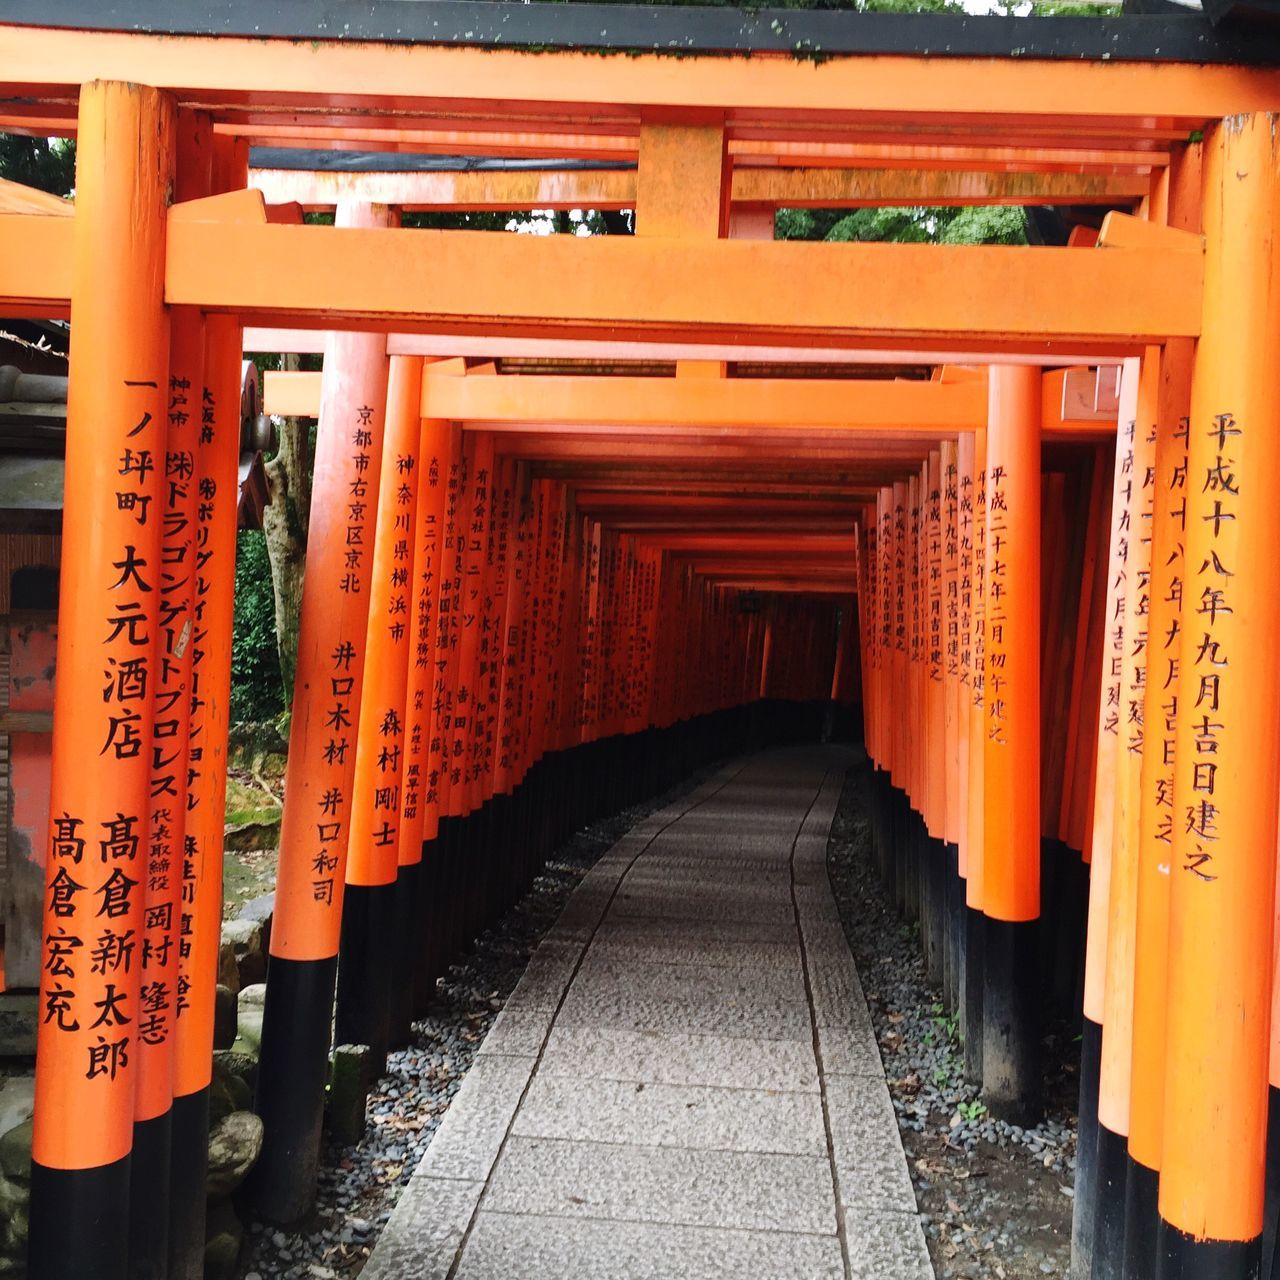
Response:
[[2, 6, 1280, 1280]]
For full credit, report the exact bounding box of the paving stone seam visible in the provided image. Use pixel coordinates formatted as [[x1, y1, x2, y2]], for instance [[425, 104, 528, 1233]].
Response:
[[470, 1204, 849, 1241], [439, 756, 759, 1280], [788, 764, 858, 1280], [475, 1130, 830, 1160]]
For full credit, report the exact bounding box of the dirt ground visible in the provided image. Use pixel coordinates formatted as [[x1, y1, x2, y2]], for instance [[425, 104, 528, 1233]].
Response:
[[827, 761, 1076, 1280]]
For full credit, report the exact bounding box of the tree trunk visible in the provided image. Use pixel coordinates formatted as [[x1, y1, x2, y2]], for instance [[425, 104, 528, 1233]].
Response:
[[261, 353, 311, 709]]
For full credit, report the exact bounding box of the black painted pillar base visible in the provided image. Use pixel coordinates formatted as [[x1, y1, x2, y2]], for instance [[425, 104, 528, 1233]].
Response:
[[248, 953, 339, 1225], [28, 1154, 131, 1280], [127, 1110, 171, 1279], [390, 860, 421, 1047], [1263, 1085, 1280, 1280], [963, 904, 985, 1087], [414, 831, 443, 1016], [168, 1086, 210, 1280], [943, 842, 962, 1014], [1072, 1016, 1104, 1280], [336, 880, 397, 1077], [1123, 1154, 1160, 1280], [981, 916, 1041, 1125], [1093, 1123, 1130, 1280], [923, 834, 945, 987], [1156, 1220, 1260, 1280]]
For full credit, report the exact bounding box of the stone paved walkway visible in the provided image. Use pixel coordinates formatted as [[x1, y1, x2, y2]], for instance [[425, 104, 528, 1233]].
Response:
[[365, 746, 933, 1280]]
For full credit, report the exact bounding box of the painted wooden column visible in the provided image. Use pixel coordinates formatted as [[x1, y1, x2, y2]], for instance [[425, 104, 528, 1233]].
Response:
[[28, 80, 174, 1280], [169, 134, 248, 1279], [335, 354, 422, 1075], [122, 106, 210, 1280], [1124, 342, 1193, 1273], [980, 364, 1041, 1125], [396, 408, 453, 1023], [1095, 356, 1159, 1280], [249, 201, 392, 1225], [1158, 112, 1280, 1280], [1072, 361, 1141, 1280]]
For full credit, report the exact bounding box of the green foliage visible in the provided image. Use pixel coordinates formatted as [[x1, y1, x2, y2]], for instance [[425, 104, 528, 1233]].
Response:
[[231, 531, 285, 722], [0, 134, 76, 195], [777, 203, 1028, 246]]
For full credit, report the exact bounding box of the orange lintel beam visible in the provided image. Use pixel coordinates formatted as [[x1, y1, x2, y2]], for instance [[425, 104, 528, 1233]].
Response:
[[422, 373, 987, 431], [4, 212, 1200, 347], [6, 26, 1280, 124], [165, 223, 1202, 346]]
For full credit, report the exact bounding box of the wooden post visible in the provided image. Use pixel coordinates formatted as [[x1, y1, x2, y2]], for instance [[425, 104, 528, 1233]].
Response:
[[336, 354, 422, 1074], [250, 201, 392, 1225], [980, 364, 1041, 1125], [126, 106, 210, 1280], [1158, 113, 1280, 1280], [28, 80, 174, 1280], [1095, 355, 1159, 1280], [168, 134, 247, 1280], [1072, 361, 1141, 1280], [1124, 342, 1193, 1273], [964, 430, 988, 1087]]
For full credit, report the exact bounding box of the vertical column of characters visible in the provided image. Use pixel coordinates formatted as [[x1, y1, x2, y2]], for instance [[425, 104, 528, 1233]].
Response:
[[1125, 343, 1192, 1267], [1094, 356, 1161, 1280], [942, 442, 962, 851], [251, 204, 392, 1227], [28, 81, 174, 1280], [493, 468, 528, 801], [1072, 364, 1142, 1279], [878, 490, 894, 779], [891, 483, 909, 794], [169, 134, 247, 1280], [927, 449, 947, 842], [429, 428, 463, 844], [396, 407, 452, 1022], [1159, 114, 1280, 1279], [337, 354, 422, 1071], [956, 437, 976, 884], [126, 105, 211, 1280]]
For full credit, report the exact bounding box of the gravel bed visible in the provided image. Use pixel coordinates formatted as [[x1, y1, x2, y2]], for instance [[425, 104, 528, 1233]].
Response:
[[237, 766, 716, 1280], [827, 758, 1077, 1280]]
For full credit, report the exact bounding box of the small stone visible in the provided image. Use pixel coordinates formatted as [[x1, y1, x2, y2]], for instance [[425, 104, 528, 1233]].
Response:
[[204, 1200, 244, 1280], [206, 1111, 264, 1199], [327, 1045, 372, 1146]]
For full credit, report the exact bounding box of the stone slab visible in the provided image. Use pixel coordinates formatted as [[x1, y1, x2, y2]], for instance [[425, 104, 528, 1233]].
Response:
[[825, 1074, 920, 1216], [455, 1211, 846, 1280], [845, 1210, 934, 1280], [585, 933, 803, 972], [477, 1007, 557, 1058], [415, 1054, 536, 1183], [503, 939, 585, 1012], [608, 885, 796, 924], [511, 1073, 827, 1155], [536, 1026, 821, 1093], [816, 1024, 884, 1078], [362, 1176, 483, 1279], [484, 1136, 839, 1236]]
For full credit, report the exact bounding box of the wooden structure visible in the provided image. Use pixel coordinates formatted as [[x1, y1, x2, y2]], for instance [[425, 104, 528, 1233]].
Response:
[[3, 4, 1280, 1278]]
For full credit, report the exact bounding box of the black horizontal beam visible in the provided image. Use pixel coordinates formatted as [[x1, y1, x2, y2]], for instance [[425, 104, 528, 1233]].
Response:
[[5, 0, 1280, 65]]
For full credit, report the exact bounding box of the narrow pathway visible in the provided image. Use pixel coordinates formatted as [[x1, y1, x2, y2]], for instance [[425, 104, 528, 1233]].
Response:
[[365, 746, 933, 1280]]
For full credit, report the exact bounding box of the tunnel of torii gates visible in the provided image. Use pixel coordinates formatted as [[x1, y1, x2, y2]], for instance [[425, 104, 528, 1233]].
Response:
[[10, 5, 1280, 1280]]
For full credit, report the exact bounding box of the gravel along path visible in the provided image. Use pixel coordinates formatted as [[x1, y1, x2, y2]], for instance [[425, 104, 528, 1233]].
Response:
[[827, 760, 1077, 1280], [236, 766, 717, 1280]]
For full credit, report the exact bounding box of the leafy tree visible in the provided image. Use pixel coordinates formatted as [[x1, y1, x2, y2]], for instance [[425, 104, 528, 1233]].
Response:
[[231, 531, 286, 722], [0, 134, 75, 195]]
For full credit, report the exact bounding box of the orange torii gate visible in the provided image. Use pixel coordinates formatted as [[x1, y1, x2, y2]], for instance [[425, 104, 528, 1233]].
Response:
[[4, 7, 1280, 1280]]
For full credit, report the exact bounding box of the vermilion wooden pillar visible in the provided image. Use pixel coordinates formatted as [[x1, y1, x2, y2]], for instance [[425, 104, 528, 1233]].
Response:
[[169, 134, 247, 1280], [127, 107, 210, 1280], [1124, 342, 1193, 1274], [1072, 362, 1141, 1280], [29, 80, 174, 1280], [980, 364, 1041, 1125], [1158, 113, 1280, 1280], [250, 202, 392, 1225], [1094, 355, 1159, 1280], [336, 354, 422, 1074]]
